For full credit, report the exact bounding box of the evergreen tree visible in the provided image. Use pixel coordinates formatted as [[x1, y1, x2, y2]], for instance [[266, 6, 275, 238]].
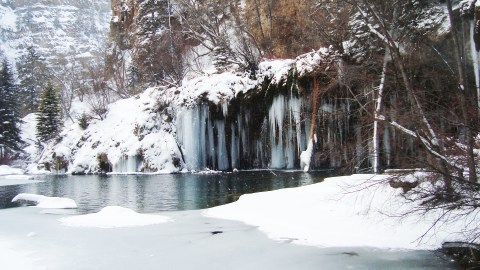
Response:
[[36, 81, 62, 142], [17, 46, 48, 115], [137, 0, 168, 37], [0, 59, 23, 160]]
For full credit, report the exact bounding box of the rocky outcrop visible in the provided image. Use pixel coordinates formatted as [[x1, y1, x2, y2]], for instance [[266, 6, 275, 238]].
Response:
[[0, 0, 110, 68]]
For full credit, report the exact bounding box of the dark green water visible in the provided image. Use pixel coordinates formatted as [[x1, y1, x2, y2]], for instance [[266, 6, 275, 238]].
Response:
[[0, 170, 331, 213]]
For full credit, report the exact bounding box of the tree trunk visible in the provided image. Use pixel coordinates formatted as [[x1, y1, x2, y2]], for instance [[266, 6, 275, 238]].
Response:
[[446, 0, 478, 183], [372, 48, 389, 174]]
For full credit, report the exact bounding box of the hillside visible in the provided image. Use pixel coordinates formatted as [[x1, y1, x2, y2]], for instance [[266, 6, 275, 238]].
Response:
[[0, 0, 476, 182]]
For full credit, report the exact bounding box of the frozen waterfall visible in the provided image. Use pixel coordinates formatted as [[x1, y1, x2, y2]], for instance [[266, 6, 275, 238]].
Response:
[[176, 95, 308, 171]]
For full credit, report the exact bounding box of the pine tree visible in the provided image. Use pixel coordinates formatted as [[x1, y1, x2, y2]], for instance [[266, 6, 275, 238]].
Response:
[[17, 46, 48, 115], [137, 0, 168, 37], [0, 59, 23, 160], [36, 81, 62, 142]]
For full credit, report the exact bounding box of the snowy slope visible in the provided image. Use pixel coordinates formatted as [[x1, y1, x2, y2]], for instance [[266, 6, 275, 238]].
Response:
[[37, 88, 183, 174]]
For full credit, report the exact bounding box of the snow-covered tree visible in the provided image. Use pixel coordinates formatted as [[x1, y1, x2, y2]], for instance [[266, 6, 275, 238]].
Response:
[[0, 59, 23, 161], [36, 81, 62, 142], [136, 0, 168, 37]]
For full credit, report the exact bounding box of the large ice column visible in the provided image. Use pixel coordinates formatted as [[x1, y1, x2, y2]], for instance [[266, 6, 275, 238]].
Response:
[[269, 95, 286, 168], [287, 97, 303, 168], [176, 104, 232, 171], [231, 122, 240, 169], [268, 95, 304, 169], [215, 120, 229, 170], [176, 106, 208, 170]]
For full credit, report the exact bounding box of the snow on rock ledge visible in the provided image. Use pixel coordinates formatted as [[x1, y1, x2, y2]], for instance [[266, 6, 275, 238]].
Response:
[[12, 193, 77, 209], [204, 174, 477, 250], [59, 206, 172, 228]]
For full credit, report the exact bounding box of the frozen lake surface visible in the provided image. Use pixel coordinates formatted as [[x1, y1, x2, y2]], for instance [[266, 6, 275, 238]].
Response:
[[0, 172, 461, 269], [0, 207, 459, 270]]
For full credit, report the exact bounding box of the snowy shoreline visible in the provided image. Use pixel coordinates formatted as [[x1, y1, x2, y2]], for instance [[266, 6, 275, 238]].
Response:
[[2, 170, 475, 250], [205, 174, 477, 250]]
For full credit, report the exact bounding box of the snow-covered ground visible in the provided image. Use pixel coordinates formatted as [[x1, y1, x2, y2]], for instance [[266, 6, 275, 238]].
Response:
[[0, 208, 458, 270], [0, 173, 470, 269], [0, 165, 42, 186], [205, 174, 478, 250], [0, 165, 24, 175]]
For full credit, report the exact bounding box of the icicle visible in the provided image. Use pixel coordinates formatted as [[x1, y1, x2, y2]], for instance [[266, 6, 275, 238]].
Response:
[[383, 126, 391, 167], [221, 100, 229, 118], [176, 105, 208, 170], [269, 95, 286, 168], [289, 97, 303, 153], [215, 120, 229, 170], [113, 156, 139, 173], [231, 123, 239, 169], [285, 113, 295, 169], [207, 113, 215, 168]]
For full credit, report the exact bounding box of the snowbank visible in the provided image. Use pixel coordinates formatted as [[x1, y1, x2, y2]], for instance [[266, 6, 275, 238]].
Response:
[[12, 193, 77, 209], [204, 174, 477, 250], [0, 165, 24, 175], [59, 206, 172, 228]]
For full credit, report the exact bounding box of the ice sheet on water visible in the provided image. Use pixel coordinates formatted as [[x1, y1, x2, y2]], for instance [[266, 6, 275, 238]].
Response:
[[59, 206, 172, 228], [0, 207, 459, 270]]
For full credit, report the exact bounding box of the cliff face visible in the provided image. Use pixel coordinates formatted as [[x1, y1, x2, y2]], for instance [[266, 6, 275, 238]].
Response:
[[14, 0, 480, 175], [0, 0, 111, 69]]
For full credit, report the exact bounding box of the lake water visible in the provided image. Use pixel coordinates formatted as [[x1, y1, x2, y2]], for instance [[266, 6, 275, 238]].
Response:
[[0, 170, 330, 213]]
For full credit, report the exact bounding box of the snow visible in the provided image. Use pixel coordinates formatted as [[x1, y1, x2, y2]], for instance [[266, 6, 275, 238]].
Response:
[[0, 0, 110, 73], [20, 113, 40, 159], [12, 193, 77, 209], [295, 47, 338, 77], [59, 206, 172, 228], [0, 5, 16, 31], [205, 174, 478, 250], [300, 140, 314, 172], [0, 207, 458, 270], [0, 165, 24, 175], [28, 51, 341, 174], [31, 88, 184, 174]]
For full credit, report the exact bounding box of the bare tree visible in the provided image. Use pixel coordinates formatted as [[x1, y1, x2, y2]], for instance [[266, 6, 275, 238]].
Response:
[[48, 50, 85, 122]]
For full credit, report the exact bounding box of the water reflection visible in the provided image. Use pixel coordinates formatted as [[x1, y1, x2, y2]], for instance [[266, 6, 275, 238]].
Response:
[[0, 171, 332, 213]]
